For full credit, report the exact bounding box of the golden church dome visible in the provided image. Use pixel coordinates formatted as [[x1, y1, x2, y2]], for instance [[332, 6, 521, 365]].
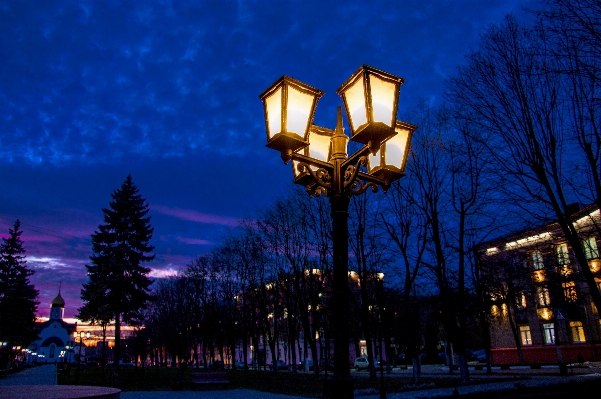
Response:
[[50, 291, 65, 308]]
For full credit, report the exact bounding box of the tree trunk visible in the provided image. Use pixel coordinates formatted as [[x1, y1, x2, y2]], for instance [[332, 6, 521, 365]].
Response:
[[113, 312, 121, 386]]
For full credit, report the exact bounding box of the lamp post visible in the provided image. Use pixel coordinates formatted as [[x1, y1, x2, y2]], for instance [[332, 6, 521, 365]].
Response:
[[75, 331, 90, 384], [260, 65, 416, 399]]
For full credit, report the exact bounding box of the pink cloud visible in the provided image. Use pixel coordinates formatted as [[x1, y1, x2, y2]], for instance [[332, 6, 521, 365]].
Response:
[[148, 268, 180, 278], [152, 205, 239, 226], [176, 236, 213, 245]]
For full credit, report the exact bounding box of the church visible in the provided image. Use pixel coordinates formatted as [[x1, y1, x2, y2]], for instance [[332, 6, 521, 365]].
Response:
[[28, 290, 76, 363]]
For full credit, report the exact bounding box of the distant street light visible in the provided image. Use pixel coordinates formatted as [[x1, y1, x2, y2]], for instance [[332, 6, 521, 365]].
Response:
[[260, 65, 416, 399], [75, 331, 91, 384]]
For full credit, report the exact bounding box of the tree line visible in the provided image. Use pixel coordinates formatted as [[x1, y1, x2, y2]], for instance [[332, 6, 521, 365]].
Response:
[[132, 0, 600, 383]]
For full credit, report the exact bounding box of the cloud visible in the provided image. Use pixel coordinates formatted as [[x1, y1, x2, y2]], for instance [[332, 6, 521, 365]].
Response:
[[176, 236, 214, 246], [152, 205, 239, 226], [148, 267, 180, 279]]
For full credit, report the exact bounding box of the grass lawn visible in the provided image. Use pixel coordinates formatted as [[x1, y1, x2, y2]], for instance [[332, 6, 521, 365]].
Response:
[[57, 366, 472, 397]]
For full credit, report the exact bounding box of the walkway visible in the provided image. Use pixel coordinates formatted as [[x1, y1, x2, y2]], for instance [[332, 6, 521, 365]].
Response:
[[2, 363, 601, 399], [0, 364, 56, 386], [121, 390, 313, 399]]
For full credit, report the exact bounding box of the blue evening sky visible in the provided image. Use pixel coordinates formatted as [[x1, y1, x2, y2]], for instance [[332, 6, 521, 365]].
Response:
[[0, 0, 538, 317]]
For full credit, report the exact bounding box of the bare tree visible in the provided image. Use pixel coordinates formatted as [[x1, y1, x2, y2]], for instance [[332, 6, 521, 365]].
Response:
[[447, 13, 601, 314], [348, 194, 390, 380], [380, 172, 429, 384]]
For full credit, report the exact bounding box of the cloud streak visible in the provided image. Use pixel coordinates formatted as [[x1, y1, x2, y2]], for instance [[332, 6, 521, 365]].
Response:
[[153, 205, 239, 226]]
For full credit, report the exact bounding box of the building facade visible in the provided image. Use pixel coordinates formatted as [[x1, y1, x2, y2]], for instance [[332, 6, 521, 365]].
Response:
[[27, 291, 76, 364], [476, 204, 601, 365]]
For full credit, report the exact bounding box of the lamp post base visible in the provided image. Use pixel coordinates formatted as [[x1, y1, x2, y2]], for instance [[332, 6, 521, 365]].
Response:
[[325, 376, 355, 399]]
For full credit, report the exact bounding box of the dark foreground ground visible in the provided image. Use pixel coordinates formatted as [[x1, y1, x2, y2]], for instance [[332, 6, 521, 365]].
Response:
[[2, 362, 601, 398]]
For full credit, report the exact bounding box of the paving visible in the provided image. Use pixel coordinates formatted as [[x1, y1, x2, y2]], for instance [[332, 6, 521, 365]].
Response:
[[0, 363, 57, 386], [1, 362, 601, 399]]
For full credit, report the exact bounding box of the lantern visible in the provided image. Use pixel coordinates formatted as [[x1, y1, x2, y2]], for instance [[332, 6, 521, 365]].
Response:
[[293, 125, 333, 185], [368, 120, 416, 181], [260, 76, 324, 153], [337, 65, 404, 150]]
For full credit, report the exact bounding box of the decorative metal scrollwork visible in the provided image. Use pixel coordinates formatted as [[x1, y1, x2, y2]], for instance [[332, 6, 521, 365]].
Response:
[[350, 179, 379, 195], [343, 156, 368, 189], [296, 162, 332, 194]]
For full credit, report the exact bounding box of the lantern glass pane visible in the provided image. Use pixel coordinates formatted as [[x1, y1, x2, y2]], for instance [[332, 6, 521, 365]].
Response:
[[369, 152, 381, 170], [286, 86, 314, 136], [344, 77, 367, 131], [369, 74, 396, 126], [265, 87, 282, 139], [308, 131, 331, 163], [385, 126, 410, 168], [292, 160, 302, 178]]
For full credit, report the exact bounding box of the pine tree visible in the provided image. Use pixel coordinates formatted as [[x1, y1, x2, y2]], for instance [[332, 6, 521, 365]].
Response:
[[80, 175, 154, 383], [0, 220, 39, 368]]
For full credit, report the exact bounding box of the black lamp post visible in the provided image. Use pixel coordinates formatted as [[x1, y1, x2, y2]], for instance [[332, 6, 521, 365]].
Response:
[[260, 65, 416, 399], [75, 331, 90, 384]]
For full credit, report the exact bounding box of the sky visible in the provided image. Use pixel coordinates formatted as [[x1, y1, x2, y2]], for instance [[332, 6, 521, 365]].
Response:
[[0, 0, 540, 318]]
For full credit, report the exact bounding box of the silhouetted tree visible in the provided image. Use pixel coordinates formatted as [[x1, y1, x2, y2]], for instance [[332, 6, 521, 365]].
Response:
[[0, 220, 39, 368], [80, 175, 154, 384]]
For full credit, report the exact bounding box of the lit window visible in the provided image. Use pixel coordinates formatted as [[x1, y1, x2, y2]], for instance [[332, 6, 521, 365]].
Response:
[[556, 244, 569, 265], [532, 251, 544, 270], [570, 321, 586, 343], [537, 286, 551, 306], [563, 281, 577, 302], [520, 326, 532, 345], [516, 291, 527, 309], [542, 323, 555, 344], [583, 237, 599, 260]]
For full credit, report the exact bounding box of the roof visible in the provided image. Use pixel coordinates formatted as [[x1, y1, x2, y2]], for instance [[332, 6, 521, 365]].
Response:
[[475, 202, 600, 254], [51, 291, 65, 308], [37, 318, 76, 333]]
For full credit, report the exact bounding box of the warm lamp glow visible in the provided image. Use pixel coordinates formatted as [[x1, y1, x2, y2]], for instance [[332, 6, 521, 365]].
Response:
[[293, 125, 333, 182], [368, 120, 416, 180], [342, 76, 367, 131], [260, 76, 324, 153], [337, 65, 404, 148], [590, 259, 601, 273], [491, 305, 500, 317], [532, 270, 546, 283], [369, 73, 397, 124], [537, 308, 553, 321], [560, 265, 572, 277]]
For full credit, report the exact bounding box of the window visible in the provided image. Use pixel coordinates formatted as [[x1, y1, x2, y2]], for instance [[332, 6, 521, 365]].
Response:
[[563, 281, 577, 302], [556, 244, 569, 265], [542, 323, 555, 344], [570, 321, 586, 343], [516, 291, 527, 309], [532, 251, 544, 270], [583, 237, 599, 260], [520, 326, 532, 345], [537, 286, 551, 306]]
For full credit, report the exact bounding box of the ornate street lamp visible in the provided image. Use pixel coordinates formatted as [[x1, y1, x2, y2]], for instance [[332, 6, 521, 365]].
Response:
[[260, 65, 416, 399]]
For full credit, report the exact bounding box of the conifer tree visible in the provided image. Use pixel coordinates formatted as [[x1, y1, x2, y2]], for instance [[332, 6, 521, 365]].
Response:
[[0, 220, 39, 368], [80, 175, 154, 383]]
